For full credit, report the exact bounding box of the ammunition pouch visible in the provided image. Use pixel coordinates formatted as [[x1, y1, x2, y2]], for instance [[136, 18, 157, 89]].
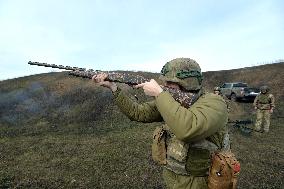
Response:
[[152, 125, 233, 179], [151, 126, 167, 165], [208, 151, 240, 189], [165, 135, 190, 175], [165, 130, 218, 176]]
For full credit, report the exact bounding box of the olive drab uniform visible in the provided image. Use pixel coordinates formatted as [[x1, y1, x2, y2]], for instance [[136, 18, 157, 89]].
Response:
[[113, 89, 228, 189], [112, 58, 229, 189], [253, 91, 275, 132]]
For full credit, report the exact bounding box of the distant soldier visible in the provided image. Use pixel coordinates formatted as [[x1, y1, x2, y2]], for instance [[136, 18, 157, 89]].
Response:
[[213, 86, 221, 95], [253, 86, 275, 133]]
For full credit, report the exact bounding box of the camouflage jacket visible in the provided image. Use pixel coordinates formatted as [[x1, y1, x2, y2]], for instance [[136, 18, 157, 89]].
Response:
[[253, 93, 275, 110]]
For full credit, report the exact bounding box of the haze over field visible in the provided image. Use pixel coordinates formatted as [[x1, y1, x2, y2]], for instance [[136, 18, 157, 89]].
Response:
[[0, 0, 283, 80]]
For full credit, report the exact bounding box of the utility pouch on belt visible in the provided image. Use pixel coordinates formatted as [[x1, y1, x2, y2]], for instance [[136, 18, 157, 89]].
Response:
[[152, 126, 167, 165], [208, 151, 240, 189], [165, 136, 190, 175], [167, 136, 189, 162]]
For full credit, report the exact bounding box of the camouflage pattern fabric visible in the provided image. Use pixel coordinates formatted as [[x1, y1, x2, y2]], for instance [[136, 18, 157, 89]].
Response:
[[159, 58, 203, 91], [253, 93, 275, 132], [254, 109, 271, 132], [253, 93, 275, 110]]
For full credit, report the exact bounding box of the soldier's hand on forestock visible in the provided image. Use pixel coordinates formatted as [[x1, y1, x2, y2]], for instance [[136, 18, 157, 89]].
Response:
[[270, 109, 274, 113], [92, 73, 117, 92], [135, 79, 163, 97]]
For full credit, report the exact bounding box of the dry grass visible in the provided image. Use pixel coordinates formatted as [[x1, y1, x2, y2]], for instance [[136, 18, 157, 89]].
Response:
[[0, 62, 283, 188]]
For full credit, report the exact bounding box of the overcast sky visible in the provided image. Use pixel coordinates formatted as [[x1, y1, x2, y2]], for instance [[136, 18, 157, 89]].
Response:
[[0, 0, 283, 80]]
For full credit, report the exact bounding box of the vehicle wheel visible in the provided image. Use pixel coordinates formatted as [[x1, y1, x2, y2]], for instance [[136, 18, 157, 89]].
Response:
[[230, 93, 237, 102]]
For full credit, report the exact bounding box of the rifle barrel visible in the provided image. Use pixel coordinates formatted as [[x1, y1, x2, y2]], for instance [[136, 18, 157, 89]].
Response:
[[28, 61, 86, 71], [28, 61, 199, 108]]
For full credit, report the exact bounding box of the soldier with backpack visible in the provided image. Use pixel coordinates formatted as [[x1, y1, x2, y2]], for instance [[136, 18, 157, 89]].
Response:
[[93, 58, 240, 189]]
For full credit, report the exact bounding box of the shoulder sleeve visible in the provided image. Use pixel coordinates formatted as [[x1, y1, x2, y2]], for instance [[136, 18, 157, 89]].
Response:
[[155, 92, 228, 142], [113, 88, 163, 122], [269, 94, 275, 108]]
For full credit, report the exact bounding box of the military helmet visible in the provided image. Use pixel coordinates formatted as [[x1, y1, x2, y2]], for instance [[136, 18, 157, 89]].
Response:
[[159, 58, 203, 91], [260, 85, 269, 93], [214, 86, 221, 91]]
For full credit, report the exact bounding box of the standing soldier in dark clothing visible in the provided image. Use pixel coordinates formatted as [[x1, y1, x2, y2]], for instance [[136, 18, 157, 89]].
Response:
[[253, 86, 275, 133], [92, 58, 229, 189]]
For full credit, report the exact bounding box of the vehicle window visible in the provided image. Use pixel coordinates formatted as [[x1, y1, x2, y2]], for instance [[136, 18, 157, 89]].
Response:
[[233, 83, 248, 87], [224, 84, 231, 88]]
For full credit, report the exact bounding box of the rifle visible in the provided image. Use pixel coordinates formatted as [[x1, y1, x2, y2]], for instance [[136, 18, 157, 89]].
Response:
[[28, 61, 199, 108], [228, 119, 259, 134]]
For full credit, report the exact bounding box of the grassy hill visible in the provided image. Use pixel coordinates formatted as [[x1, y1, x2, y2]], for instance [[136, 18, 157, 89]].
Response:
[[0, 62, 283, 188]]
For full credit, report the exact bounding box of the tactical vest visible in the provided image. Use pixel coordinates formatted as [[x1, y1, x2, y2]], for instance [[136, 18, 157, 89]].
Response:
[[162, 125, 228, 176], [256, 94, 272, 110], [162, 93, 229, 176]]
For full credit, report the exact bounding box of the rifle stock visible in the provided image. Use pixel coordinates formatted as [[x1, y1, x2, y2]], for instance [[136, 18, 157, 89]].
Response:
[[28, 61, 199, 108]]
